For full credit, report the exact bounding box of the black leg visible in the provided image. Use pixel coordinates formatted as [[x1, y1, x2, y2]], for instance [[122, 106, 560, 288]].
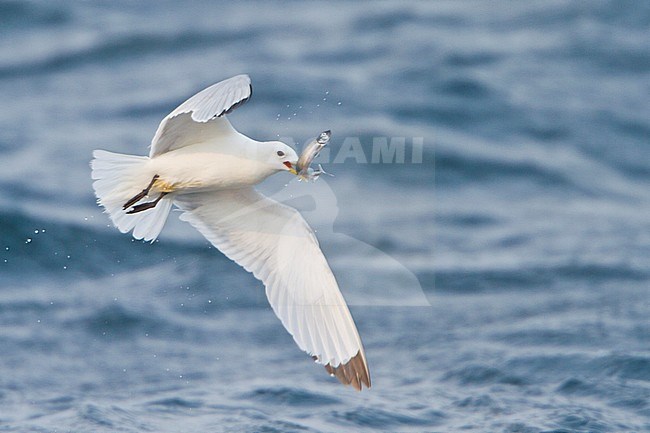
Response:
[[123, 175, 160, 210], [125, 192, 168, 214]]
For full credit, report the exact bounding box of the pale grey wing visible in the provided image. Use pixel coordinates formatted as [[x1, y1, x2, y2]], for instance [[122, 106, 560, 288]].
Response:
[[149, 74, 252, 157], [174, 188, 371, 390]]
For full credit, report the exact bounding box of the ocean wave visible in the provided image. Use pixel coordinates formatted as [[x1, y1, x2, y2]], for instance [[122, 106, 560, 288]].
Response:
[[444, 51, 502, 68], [147, 397, 203, 410], [556, 377, 598, 396], [243, 387, 341, 407], [73, 304, 179, 339], [502, 353, 650, 387], [432, 262, 648, 293], [0, 209, 172, 280], [0, 1, 70, 29], [443, 364, 528, 387], [434, 149, 574, 188], [331, 407, 445, 429], [0, 208, 234, 282], [595, 354, 650, 382], [0, 29, 253, 79]]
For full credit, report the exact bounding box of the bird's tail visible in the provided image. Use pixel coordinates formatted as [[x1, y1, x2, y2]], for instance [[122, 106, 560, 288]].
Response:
[[91, 150, 172, 241]]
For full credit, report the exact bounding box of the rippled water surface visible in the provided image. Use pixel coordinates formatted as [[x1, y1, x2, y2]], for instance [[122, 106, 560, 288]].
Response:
[[1, 1, 650, 431]]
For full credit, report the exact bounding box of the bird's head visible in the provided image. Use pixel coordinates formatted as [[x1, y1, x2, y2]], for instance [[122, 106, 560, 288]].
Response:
[[269, 141, 299, 175]]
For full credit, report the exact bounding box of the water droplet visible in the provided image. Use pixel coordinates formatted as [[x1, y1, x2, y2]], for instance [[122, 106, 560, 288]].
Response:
[[34, 230, 39, 234], [337, 102, 342, 106], [26, 238, 32, 243], [325, 91, 330, 95]]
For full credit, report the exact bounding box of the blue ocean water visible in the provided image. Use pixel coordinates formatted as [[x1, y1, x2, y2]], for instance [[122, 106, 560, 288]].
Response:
[[1, 1, 649, 431]]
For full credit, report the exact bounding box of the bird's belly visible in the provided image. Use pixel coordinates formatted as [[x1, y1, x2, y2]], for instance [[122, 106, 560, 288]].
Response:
[[148, 151, 266, 193]]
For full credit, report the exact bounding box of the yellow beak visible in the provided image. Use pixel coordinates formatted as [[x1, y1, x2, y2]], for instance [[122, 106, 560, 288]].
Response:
[[284, 161, 298, 175]]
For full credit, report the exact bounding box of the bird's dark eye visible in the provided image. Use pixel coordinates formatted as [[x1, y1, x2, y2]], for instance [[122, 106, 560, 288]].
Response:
[[277, 150, 285, 157]]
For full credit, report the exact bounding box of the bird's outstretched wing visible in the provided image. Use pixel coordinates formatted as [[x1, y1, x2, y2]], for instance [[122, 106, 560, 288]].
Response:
[[174, 188, 371, 390], [149, 74, 252, 157]]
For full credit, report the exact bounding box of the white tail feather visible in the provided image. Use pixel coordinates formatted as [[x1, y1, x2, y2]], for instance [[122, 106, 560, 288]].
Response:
[[91, 150, 172, 242]]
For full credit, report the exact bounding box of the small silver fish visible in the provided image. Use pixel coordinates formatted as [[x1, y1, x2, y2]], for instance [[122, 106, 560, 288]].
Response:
[[296, 130, 331, 182]]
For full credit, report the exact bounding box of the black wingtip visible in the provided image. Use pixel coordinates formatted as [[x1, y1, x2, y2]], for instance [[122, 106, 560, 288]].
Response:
[[218, 86, 253, 118]]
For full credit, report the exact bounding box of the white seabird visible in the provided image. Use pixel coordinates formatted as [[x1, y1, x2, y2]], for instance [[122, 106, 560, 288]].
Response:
[[90, 75, 371, 390]]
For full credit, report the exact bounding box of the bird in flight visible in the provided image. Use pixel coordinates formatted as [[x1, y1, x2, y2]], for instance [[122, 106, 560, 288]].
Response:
[[90, 75, 370, 390]]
